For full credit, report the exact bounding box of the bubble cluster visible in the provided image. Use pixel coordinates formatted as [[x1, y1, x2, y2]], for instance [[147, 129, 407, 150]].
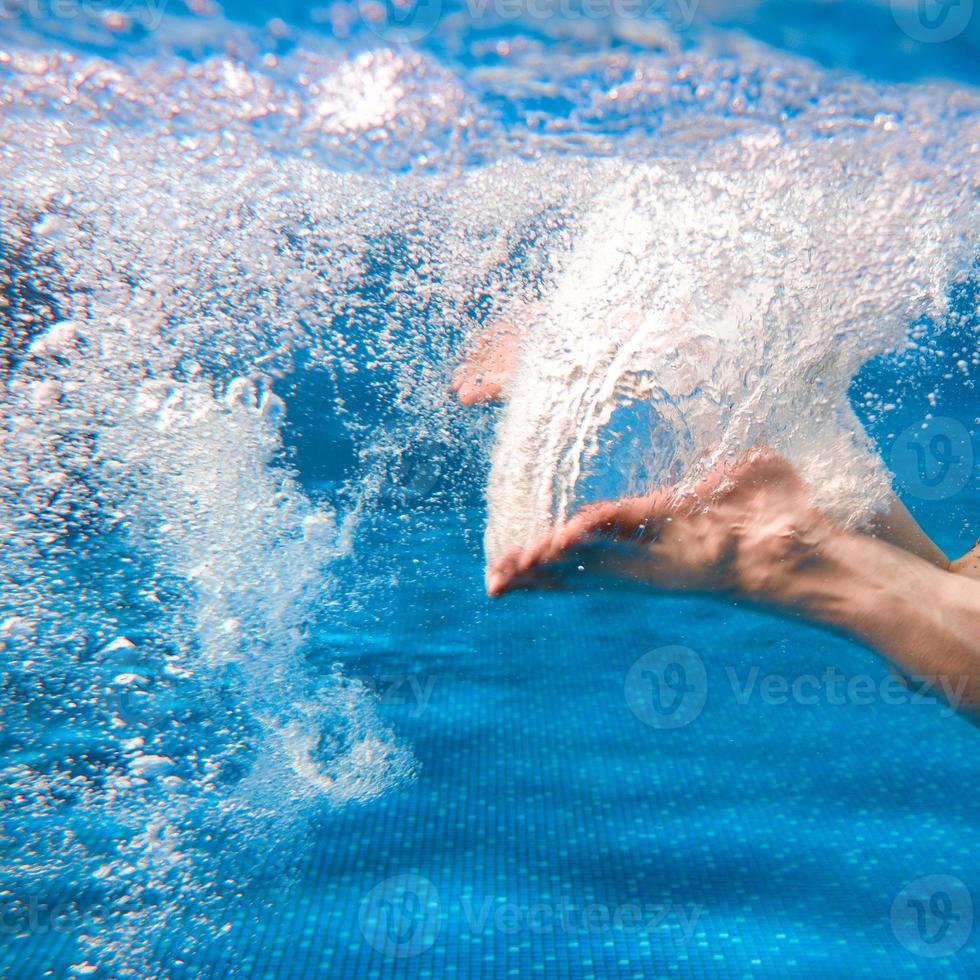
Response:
[[0, 37, 584, 969], [485, 120, 978, 559]]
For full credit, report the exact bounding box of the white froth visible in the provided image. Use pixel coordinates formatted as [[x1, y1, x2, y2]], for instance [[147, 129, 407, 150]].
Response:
[[485, 127, 978, 564]]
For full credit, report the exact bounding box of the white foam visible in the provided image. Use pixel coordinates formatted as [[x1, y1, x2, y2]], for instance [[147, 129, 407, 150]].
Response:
[[485, 126, 979, 563]]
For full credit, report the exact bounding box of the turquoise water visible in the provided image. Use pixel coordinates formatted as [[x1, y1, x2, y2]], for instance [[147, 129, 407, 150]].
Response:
[[0, 1, 978, 977]]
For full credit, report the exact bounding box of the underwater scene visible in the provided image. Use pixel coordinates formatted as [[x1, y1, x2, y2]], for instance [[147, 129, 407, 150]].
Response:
[[0, 0, 978, 976]]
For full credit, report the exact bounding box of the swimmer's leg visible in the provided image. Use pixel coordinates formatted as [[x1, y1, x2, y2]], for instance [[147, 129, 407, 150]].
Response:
[[487, 451, 980, 718]]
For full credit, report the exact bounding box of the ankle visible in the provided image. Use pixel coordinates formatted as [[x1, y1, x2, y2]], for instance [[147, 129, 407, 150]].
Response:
[[734, 514, 841, 609]]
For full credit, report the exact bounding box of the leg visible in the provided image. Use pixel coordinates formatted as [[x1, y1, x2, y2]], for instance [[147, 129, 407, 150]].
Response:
[[487, 451, 980, 719], [868, 494, 948, 568], [453, 316, 960, 576]]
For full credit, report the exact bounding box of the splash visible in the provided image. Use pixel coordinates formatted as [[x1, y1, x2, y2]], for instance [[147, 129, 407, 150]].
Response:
[[0, 158, 420, 971], [0, 31, 577, 971], [485, 122, 979, 563]]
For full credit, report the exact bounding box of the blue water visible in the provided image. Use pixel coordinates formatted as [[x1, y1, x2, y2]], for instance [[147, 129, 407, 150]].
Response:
[[256, 483, 980, 979], [1, 1, 978, 978]]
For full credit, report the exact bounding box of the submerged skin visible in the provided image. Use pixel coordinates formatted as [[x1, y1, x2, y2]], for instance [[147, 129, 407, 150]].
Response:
[[451, 319, 522, 406], [457, 319, 980, 719]]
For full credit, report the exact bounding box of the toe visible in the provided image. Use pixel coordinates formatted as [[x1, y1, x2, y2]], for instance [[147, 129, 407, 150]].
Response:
[[487, 546, 525, 596]]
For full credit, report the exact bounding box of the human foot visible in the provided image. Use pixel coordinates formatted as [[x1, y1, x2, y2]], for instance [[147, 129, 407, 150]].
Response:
[[451, 320, 522, 406], [486, 451, 839, 602]]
